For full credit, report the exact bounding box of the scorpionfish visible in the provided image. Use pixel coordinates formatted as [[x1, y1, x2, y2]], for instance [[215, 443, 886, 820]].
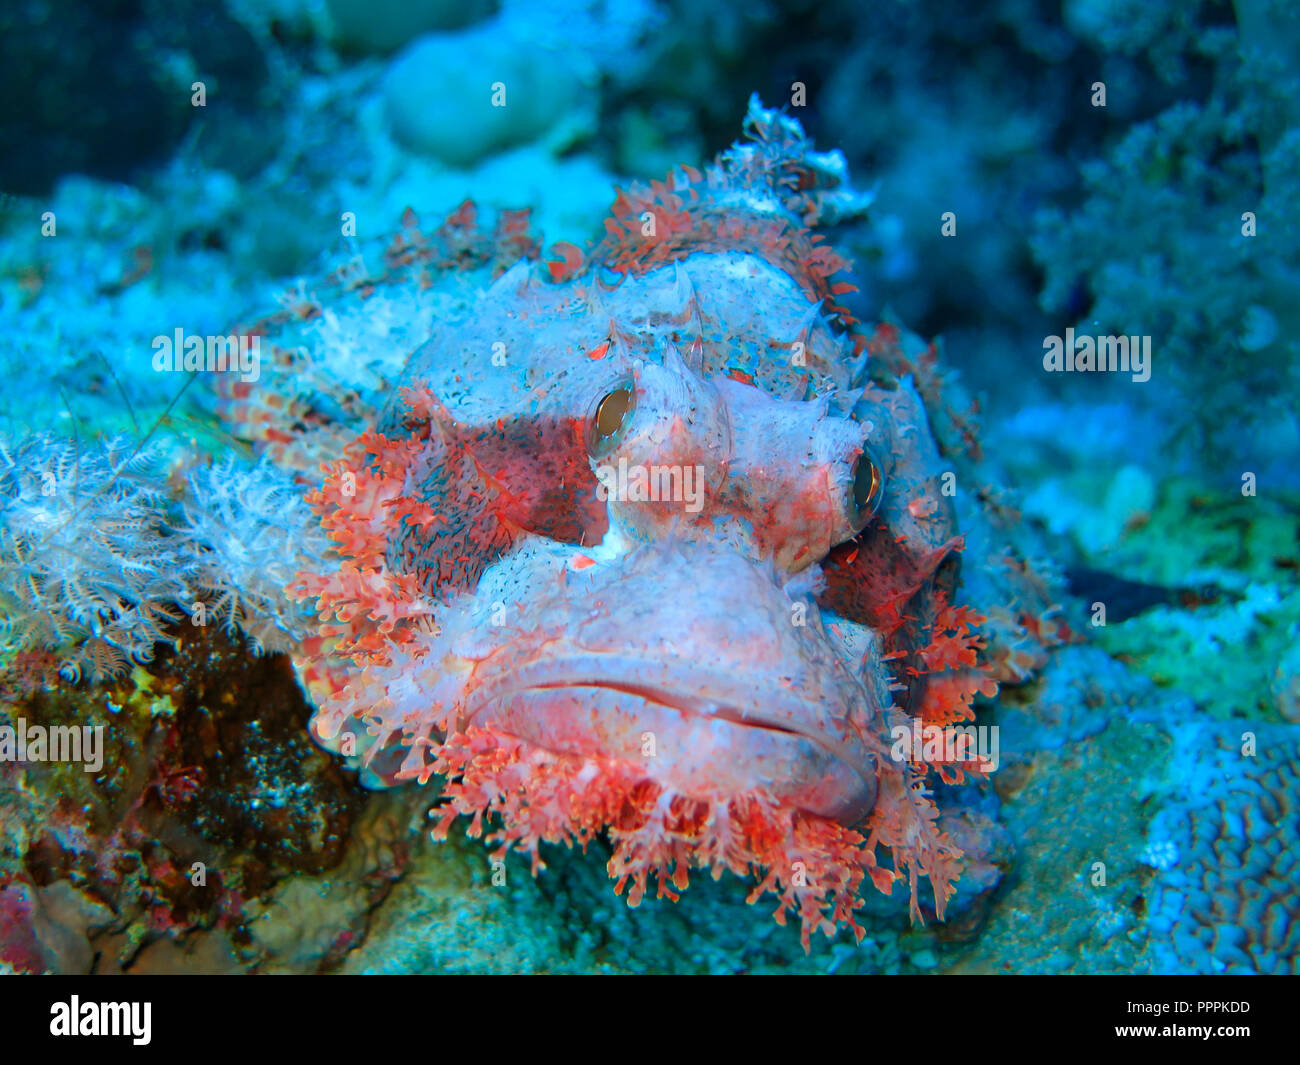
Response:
[[218, 97, 1062, 948]]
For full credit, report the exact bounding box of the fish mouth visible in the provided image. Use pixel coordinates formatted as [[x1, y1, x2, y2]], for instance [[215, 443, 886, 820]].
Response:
[[462, 648, 880, 824], [470, 657, 849, 747]]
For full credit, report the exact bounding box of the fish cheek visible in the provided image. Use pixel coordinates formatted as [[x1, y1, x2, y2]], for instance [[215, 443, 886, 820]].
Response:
[[389, 415, 609, 598], [509, 416, 609, 545]]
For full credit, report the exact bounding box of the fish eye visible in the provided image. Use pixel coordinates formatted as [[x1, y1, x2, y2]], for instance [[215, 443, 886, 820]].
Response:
[[587, 377, 636, 455], [850, 449, 884, 524]]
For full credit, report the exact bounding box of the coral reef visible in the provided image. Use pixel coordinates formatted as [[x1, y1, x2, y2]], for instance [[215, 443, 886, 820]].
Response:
[[947, 643, 1300, 975], [1032, 0, 1300, 469], [2, 0, 1296, 977], [0, 435, 186, 683], [0, 622, 365, 973], [1144, 719, 1300, 973], [0, 434, 330, 680], [178, 456, 332, 652]]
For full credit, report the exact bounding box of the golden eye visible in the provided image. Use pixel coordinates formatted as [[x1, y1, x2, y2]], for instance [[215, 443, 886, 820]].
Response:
[[587, 377, 635, 455], [851, 449, 884, 524]]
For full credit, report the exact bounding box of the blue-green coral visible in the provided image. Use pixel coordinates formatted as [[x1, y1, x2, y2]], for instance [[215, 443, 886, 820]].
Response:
[[1032, 0, 1300, 463]]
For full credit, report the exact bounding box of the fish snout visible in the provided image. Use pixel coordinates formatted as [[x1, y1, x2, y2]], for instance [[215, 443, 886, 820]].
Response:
[[711, 378, 885, 572], [586, 353, 731, 534]]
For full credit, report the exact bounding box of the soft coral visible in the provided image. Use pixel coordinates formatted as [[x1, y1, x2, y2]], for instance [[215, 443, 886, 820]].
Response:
[[0, 434, 184, 682]]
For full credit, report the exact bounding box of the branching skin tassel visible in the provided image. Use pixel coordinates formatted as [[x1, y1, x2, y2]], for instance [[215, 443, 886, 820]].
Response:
[[230, 99, 1063, 948]]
